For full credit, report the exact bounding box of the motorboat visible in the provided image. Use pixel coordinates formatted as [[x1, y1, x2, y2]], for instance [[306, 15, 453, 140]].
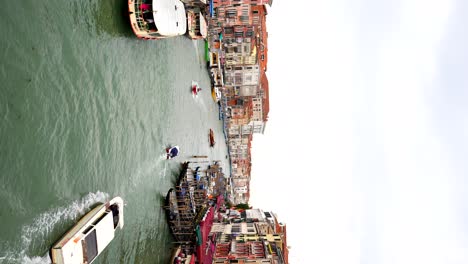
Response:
[[50, 197, 124, 264], [191, 81, 201, 97], [167, 146, 180, 159], [209, 129, 215, 147]]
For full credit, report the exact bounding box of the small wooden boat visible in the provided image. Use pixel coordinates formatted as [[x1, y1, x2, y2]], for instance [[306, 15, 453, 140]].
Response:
[[209, 129, 215, 147], [166, 146, 180, 159], [50, 197, 124, 264]]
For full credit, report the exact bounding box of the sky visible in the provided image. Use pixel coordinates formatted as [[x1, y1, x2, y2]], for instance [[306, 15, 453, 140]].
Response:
[[249, 0, 468, 263]]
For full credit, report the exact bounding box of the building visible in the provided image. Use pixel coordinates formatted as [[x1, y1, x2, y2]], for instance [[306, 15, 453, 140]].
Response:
[[210, 208, 288, 263]]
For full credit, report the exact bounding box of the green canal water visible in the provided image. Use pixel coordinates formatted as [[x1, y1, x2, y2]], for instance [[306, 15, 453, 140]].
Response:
[[0, 1, 229, 263]]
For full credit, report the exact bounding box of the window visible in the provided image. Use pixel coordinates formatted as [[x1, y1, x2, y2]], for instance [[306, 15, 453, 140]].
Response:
[[83, 230, 98, 262], [227, 10, 236, 18], [232, 224, 241, 233]]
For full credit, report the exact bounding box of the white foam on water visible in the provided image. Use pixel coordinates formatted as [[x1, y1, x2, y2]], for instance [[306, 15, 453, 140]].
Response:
[[0, 191, 109, 264], [130, 157, 162, 187], [159, 152, 168, 160], [20, 255, 51, 264], [0, 254, 52, 264], [160, 160, 168, 179]]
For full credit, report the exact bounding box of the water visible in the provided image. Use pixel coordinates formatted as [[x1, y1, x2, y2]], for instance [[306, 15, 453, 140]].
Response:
[[0, 1, 229, 263]]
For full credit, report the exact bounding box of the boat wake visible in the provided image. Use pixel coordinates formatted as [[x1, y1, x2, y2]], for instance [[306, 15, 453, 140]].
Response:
[[159, 152, 168, 160], [0, 191, 109, 264], [129, 157, 163, 188]]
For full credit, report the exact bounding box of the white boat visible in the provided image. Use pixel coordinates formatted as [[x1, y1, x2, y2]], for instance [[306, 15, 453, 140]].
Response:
[[128, 0, 187, 40], [50, 197, 125, 264], [211, 86, 221, 103]]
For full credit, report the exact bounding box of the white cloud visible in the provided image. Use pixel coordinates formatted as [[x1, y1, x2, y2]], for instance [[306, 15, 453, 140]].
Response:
[[251, 0, 468, 263]]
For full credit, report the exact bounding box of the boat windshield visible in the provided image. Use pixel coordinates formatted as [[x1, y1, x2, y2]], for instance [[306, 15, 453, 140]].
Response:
[[110, 204, 120, 229], [83, 229, 98, 262]]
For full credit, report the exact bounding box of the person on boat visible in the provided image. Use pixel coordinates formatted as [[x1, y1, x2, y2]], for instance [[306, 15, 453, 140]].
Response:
[[140, 3, 151, 11]]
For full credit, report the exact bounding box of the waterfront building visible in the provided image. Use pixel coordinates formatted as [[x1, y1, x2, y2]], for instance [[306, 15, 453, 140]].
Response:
[[252, 5, 268, 72], [209, 208, 288, 263], [249, 73, 269, 134], [207, 0, 271, 207], [223, 38, 256, 66], [224, 65, 260, 86], [215, 4, 252, 27]]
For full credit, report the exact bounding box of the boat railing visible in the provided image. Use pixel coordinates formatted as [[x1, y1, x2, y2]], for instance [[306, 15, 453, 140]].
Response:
[[132, 1, 151, 31]]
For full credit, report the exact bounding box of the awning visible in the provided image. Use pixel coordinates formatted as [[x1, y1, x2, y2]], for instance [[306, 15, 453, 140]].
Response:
[[195, 225, 202, 245], [209, 0, 214, 17]]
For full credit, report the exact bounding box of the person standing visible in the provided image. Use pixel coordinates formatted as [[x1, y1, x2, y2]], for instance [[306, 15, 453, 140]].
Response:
[[140, 3, 151, 11]]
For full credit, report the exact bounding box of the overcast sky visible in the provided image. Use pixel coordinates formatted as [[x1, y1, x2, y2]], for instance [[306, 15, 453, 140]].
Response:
[[249, 0, 468, 263]]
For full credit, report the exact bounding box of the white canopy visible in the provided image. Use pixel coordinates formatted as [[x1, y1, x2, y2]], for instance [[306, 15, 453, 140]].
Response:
[[152, 0, 187, 36]]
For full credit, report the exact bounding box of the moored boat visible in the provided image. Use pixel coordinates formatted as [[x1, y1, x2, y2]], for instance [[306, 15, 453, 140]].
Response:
[[209, 129, 215, 147], [50, 197, 124, 264], [211, 86, 221, 103], [187, 8, 207, 40], [128, 0, 187, 40]]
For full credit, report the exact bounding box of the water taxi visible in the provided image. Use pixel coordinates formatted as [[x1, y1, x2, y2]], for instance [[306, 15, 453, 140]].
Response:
[[50, 197, 124, 264], [128, 0, 187, 40]]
